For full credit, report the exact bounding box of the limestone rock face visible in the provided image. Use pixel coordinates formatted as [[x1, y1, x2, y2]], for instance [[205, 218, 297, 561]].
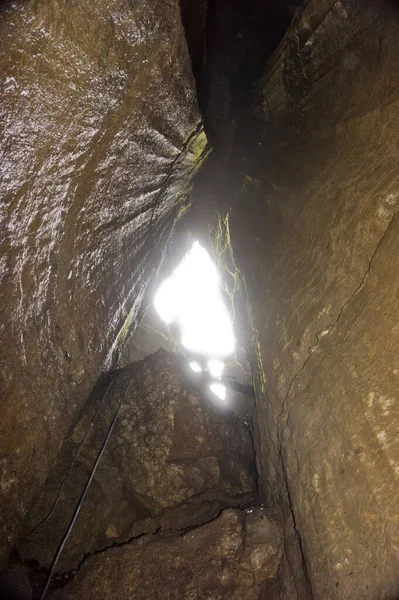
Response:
[[54, 508, 283, 600], [19, 350, 257, 571], [120, 306, 180, 366], [227, 0, 399, 598], [84, 350, 256, 512], [0, 0, 205, 562]]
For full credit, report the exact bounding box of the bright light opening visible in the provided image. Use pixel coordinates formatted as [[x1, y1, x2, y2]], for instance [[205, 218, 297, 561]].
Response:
[[154, 241, 235, 358], [209, 383, 227, 401], [154, 241, 235, 402], [208, 359, 224, 377]]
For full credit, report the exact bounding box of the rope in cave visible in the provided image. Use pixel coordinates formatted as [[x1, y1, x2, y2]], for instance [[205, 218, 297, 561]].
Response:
[[33, 374, 117, 533], [39, 369, 136, 600]]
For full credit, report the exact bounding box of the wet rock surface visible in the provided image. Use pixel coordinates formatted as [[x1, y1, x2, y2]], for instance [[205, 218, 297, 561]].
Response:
[[120, 306, 180, 366], [0, 0, 205, 562], [53, 508, 283, 600], [17, 350, 257, 572], [2, 0, 399, 598], [224, 0, 399, 598]]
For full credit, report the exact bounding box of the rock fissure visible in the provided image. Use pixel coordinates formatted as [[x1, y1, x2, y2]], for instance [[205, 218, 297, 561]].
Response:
[[279, 449, 313, 599], [68, 490, 259, 579], [246, 418, 260, 499]]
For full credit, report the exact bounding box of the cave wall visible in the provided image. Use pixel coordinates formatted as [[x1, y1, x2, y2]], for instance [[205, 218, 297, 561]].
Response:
[[17, 350, 258, 574], [0, 0, 205, 563], [228, 0, 399, 598]]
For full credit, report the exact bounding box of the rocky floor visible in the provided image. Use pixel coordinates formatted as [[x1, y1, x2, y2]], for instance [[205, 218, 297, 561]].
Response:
[[1, 350, 283, 599], [52, 508, 282, 600]]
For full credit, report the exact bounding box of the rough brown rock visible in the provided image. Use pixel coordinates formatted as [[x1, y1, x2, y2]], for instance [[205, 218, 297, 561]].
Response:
[[226, 0, 399, 598], [18, 350, 257, 571], [4, 0, 399, 597], [0, 0, 205, 563], [120, 306, 180, 366], [53, 508, 283, 600]]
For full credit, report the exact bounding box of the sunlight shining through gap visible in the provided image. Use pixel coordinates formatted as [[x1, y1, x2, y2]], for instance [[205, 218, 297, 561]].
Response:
[[154, 241, 234, 402], [154, 241, 235, 357], [207, 359, 225, 377], [209, 383, 227, 401]]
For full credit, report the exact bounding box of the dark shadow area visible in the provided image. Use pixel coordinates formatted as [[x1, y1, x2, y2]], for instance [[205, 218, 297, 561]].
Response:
[[177, 0, 302, 252], [180, 0, 301, 160]]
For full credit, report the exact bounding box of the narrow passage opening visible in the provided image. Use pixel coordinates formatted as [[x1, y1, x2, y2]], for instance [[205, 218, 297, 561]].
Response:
[[153, 241, 235, 402]]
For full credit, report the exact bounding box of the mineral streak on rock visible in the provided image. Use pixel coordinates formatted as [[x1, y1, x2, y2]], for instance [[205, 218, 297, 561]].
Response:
[[0, 0, 205, 563]]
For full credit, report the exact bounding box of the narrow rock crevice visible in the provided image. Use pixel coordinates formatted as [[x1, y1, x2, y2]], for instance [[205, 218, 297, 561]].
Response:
[[280, 453, 313, 598], [2, 0, 399, 599], [148, 120, 207, 225]]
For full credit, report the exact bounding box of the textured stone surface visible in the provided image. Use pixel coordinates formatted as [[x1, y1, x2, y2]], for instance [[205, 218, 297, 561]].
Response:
[[227, 0, 399, 598], [120, 306, 180, 366], [18, 350, 256, 571], [0, 0, 204, 562], [3, 0, 399, 597], [54, 508, 283, 600]]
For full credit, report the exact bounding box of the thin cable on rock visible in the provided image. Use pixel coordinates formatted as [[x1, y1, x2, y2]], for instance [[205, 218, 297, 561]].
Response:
[[39, 369, 135, 600], [33, 374, 117, 533]]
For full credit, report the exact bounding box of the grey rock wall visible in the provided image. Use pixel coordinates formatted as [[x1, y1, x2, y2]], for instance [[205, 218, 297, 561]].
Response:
[[0, 0, 205, 563], [228, 0, 399, 598]]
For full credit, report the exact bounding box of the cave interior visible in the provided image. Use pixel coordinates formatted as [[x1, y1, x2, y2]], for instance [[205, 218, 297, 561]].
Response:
[[1, 0, 399, 599]]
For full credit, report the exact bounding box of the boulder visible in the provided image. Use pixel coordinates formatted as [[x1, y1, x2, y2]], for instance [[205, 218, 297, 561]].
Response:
[[54, 508, 283, 600], [18, 350, 257, 571]]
